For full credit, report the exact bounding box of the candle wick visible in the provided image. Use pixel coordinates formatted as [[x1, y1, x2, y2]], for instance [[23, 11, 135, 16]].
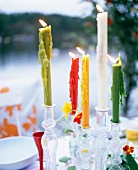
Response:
[[116, 60, 119, 64]]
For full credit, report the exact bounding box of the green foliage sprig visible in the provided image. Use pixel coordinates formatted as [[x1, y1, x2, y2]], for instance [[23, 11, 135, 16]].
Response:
[[59, 156, 76, 170], [119, 68, 127, 105]]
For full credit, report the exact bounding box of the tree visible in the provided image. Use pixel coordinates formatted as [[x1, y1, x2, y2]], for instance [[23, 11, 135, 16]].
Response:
[[106, 0, 138, 115], [84, 0, 138, 115]]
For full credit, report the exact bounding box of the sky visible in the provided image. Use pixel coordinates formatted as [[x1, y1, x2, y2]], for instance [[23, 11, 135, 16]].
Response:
[[0, 0, 95, 17]]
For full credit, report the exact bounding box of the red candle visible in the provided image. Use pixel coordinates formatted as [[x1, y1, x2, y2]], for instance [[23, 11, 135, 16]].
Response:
[[69, 52, 79, 115]]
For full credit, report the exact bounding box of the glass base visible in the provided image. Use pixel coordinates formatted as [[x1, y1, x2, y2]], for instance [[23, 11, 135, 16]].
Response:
[[109, 164, 122, 170]]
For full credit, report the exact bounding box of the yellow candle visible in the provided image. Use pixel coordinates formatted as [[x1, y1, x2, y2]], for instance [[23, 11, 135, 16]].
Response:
[[38, 20, 53, 106], [81, 54, 90, 128]]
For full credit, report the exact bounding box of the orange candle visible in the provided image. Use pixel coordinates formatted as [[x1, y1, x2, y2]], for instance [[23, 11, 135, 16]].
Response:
[[77, 47, 90, 128]]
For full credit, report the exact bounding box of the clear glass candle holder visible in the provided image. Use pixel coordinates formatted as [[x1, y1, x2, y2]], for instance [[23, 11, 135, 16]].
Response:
[[41, 104, 58, 170], [94, 107, 109, 170], [108, 121, 122, 170], [69, 116, 81, 166], [78, 127, 94, 170]]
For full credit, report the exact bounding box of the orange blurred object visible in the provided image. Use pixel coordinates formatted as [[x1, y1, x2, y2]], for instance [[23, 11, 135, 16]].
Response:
[[108, 17, 113, 26], [5, 106, 14, 116], [17, 104, 22, 111], [0, 87, 10, 93], [133, 32, 138, 39], [86, 21, 93, 28], [1, 118, 18, 138], [107, 0, 112, 4]]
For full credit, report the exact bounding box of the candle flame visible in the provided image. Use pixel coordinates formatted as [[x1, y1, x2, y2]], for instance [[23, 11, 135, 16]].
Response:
[[39, 19, 47, 27], [96, 4, 104, 13], [116, 53, 121, 64], [69, 52, 76, 58], [76, 47, 85, 55], [107, 54, 116, 64]]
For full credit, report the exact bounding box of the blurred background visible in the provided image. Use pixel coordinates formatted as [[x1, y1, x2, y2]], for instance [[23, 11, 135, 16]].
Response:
[[0, 0, 138, 135]]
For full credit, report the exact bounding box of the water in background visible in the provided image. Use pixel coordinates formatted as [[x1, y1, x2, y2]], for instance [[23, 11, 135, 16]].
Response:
[[0, 42, 137, 123]]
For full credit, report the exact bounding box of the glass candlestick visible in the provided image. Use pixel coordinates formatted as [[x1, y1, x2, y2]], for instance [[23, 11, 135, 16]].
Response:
[[69, 116, 81, 166], [41, 104, 58, 170], [78, 127, 93, 170], [109, 122, 122, 170], [94, 107, 109, 170]]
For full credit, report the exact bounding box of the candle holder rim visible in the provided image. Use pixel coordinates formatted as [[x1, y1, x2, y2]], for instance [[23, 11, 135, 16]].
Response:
[[95, 125, 109, 131], [41, 104, 56, 108], [33, 131, 44, 138], [110, 120, 121, 125], [82, 125, 91, 129], [95, 106, 109, 112]]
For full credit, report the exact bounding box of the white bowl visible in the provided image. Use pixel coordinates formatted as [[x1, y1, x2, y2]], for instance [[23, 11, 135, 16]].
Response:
[[0, 136, 37, 170]]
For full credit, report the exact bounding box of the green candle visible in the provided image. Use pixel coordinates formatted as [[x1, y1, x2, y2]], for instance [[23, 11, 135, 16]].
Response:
[[38, 20, 53, 106], [111, 54, 126, 123]]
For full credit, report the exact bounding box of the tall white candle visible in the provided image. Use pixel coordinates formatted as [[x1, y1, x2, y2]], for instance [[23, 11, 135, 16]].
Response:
[[96, 5, 108, 109]]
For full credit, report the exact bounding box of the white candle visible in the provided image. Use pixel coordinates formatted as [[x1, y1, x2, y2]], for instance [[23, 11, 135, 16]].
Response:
[[96, 5, 108, 109]]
